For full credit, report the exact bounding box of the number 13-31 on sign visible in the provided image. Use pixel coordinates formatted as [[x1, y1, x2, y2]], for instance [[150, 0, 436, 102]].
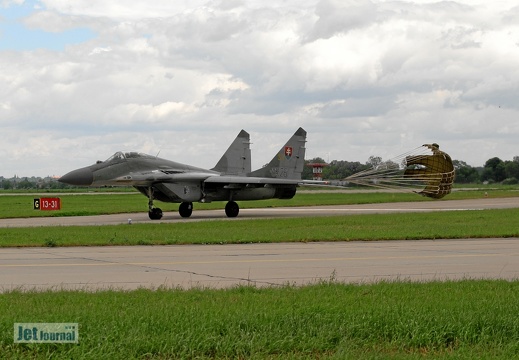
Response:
[[34, 198, 61, 211]]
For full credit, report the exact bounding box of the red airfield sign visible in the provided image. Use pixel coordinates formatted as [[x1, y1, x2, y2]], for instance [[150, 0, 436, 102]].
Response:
[[34, 198, 61, 211]]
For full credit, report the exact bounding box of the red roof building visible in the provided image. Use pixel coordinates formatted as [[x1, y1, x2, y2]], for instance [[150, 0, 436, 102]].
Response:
[[306, 162, 328, 181]]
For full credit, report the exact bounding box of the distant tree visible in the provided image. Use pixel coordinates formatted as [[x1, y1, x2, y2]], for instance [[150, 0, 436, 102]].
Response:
[[484, 157, 501, 169], [504, 159, 519, 180], [366, 156, 382, 168], [452, 160, 479, 183], [1, 179, 12, 190], [17, 177, 34, 189], [324, 160, 369, 179], [47, 179, 70, 190], [481, 157, 506, 182], [493, 162, 507, 182]]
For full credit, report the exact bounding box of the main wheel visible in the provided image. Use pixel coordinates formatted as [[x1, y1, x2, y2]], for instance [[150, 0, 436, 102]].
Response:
[[148, 208, 163, 220], [225, 201, 239, 218], [179, 202, 193, 218]]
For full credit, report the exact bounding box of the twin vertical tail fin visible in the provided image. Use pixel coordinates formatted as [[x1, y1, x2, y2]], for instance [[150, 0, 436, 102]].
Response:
[[249, 127, 307, 180], [212, 130, 252, 175]]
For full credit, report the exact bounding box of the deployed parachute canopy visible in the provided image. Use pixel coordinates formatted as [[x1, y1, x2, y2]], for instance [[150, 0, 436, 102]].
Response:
[[344, 144, 455, 199]]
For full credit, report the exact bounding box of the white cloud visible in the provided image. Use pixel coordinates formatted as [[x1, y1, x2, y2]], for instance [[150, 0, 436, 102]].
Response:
[[39, 0, 207, 19], [23, 10, 88, 32], [1, 0, 25, 7], [1, 0, 519, 177]]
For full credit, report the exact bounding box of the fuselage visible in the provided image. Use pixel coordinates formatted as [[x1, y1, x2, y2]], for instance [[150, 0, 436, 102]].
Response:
[[59, 151, 297, 204]]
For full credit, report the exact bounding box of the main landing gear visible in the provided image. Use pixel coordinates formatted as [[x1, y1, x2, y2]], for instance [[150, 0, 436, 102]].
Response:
[[146, 186, 240, 219], [225, 201, 239, 218], [179, 202, 193, 218], [178, 201, 237, 218]]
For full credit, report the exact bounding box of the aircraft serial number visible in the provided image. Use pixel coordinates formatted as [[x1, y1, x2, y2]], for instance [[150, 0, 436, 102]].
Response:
[[270, 167, 288, 178]]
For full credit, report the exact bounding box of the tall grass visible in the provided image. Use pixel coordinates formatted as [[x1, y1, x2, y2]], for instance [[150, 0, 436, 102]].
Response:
[[0, 208, 518, 247], [1, 280, 518, 359]]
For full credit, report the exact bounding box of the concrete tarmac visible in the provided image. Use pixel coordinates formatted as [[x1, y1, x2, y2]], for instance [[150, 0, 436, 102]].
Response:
[[0, 197, 518, 291], [1, 238, 518, 292]]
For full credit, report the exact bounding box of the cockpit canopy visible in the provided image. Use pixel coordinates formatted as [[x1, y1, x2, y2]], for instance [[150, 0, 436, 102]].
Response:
[[103, 151, 156, 163]]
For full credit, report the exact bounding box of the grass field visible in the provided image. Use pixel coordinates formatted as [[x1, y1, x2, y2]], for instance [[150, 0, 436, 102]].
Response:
[[1, 208, 519, 248], [1, 185, 518, 219], [1, 188, 518, 359], [2, 281, 518, 359]]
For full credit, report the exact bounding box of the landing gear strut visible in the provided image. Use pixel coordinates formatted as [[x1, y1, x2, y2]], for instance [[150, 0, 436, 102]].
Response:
[[147, 187, 163, 220], [225, 201, 239, 218], [179, 202, 193, 218]]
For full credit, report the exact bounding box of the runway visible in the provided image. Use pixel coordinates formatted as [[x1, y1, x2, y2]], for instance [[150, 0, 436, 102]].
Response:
[[0, 197, 518, 291], [1, 238, 518, 292], [0, 197, 518, 227]]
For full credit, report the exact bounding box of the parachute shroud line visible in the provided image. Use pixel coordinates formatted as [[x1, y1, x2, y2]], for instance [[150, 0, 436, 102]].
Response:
[[344, 144, 455, 199]]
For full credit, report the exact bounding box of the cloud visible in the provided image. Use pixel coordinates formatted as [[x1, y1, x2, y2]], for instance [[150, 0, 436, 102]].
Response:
[[36, 0, 197, 19], [1, 0, 519, 177], [309, 0, 382, 40]]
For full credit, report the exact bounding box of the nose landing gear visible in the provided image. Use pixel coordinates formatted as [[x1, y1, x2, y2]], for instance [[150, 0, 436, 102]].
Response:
[[147, 187, 163, 220], [149, 207, 163, 220]]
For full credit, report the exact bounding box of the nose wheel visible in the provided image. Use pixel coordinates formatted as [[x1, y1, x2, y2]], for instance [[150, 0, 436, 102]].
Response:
[[147, 187, 163, 220], [148, 207, 163, 220]]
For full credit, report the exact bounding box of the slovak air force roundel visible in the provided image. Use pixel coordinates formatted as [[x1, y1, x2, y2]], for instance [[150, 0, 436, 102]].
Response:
[[284, 146, 293, 160]]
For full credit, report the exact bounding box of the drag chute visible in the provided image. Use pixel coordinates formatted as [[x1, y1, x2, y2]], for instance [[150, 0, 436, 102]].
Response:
[[344, 144, 455, 199]]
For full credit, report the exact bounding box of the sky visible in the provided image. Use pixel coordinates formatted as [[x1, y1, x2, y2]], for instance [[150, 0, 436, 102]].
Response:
[[1, 0, 519, 177]]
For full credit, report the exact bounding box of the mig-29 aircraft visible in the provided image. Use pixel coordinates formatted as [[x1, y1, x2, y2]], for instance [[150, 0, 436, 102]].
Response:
[[59, 128, 307, 220]]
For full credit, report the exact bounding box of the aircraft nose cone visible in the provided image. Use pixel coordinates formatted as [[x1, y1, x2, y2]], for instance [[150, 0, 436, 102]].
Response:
[[59, 167, 94, 186]]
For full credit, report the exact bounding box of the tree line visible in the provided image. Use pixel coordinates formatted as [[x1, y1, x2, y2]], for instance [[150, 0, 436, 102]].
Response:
[[303, 156, 519, 185], [1, 155, 518, 190], [0, 176, 67, 190]]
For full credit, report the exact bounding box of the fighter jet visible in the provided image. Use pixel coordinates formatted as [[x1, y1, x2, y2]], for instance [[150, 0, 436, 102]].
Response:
[[59, 128, 307, 219]]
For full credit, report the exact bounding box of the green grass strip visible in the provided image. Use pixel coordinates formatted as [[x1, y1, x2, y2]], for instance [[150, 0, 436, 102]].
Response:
[[1, 208, 518, 247], [1, 280, 518, 359], [2, 189, 518, 219]]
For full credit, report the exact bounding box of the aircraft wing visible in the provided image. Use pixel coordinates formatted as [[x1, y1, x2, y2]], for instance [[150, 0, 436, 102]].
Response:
[[103, 169, 332, 189], [113, 172, 303, 186], [204, 175, 302, 186], [113, 171, 215, 185]]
